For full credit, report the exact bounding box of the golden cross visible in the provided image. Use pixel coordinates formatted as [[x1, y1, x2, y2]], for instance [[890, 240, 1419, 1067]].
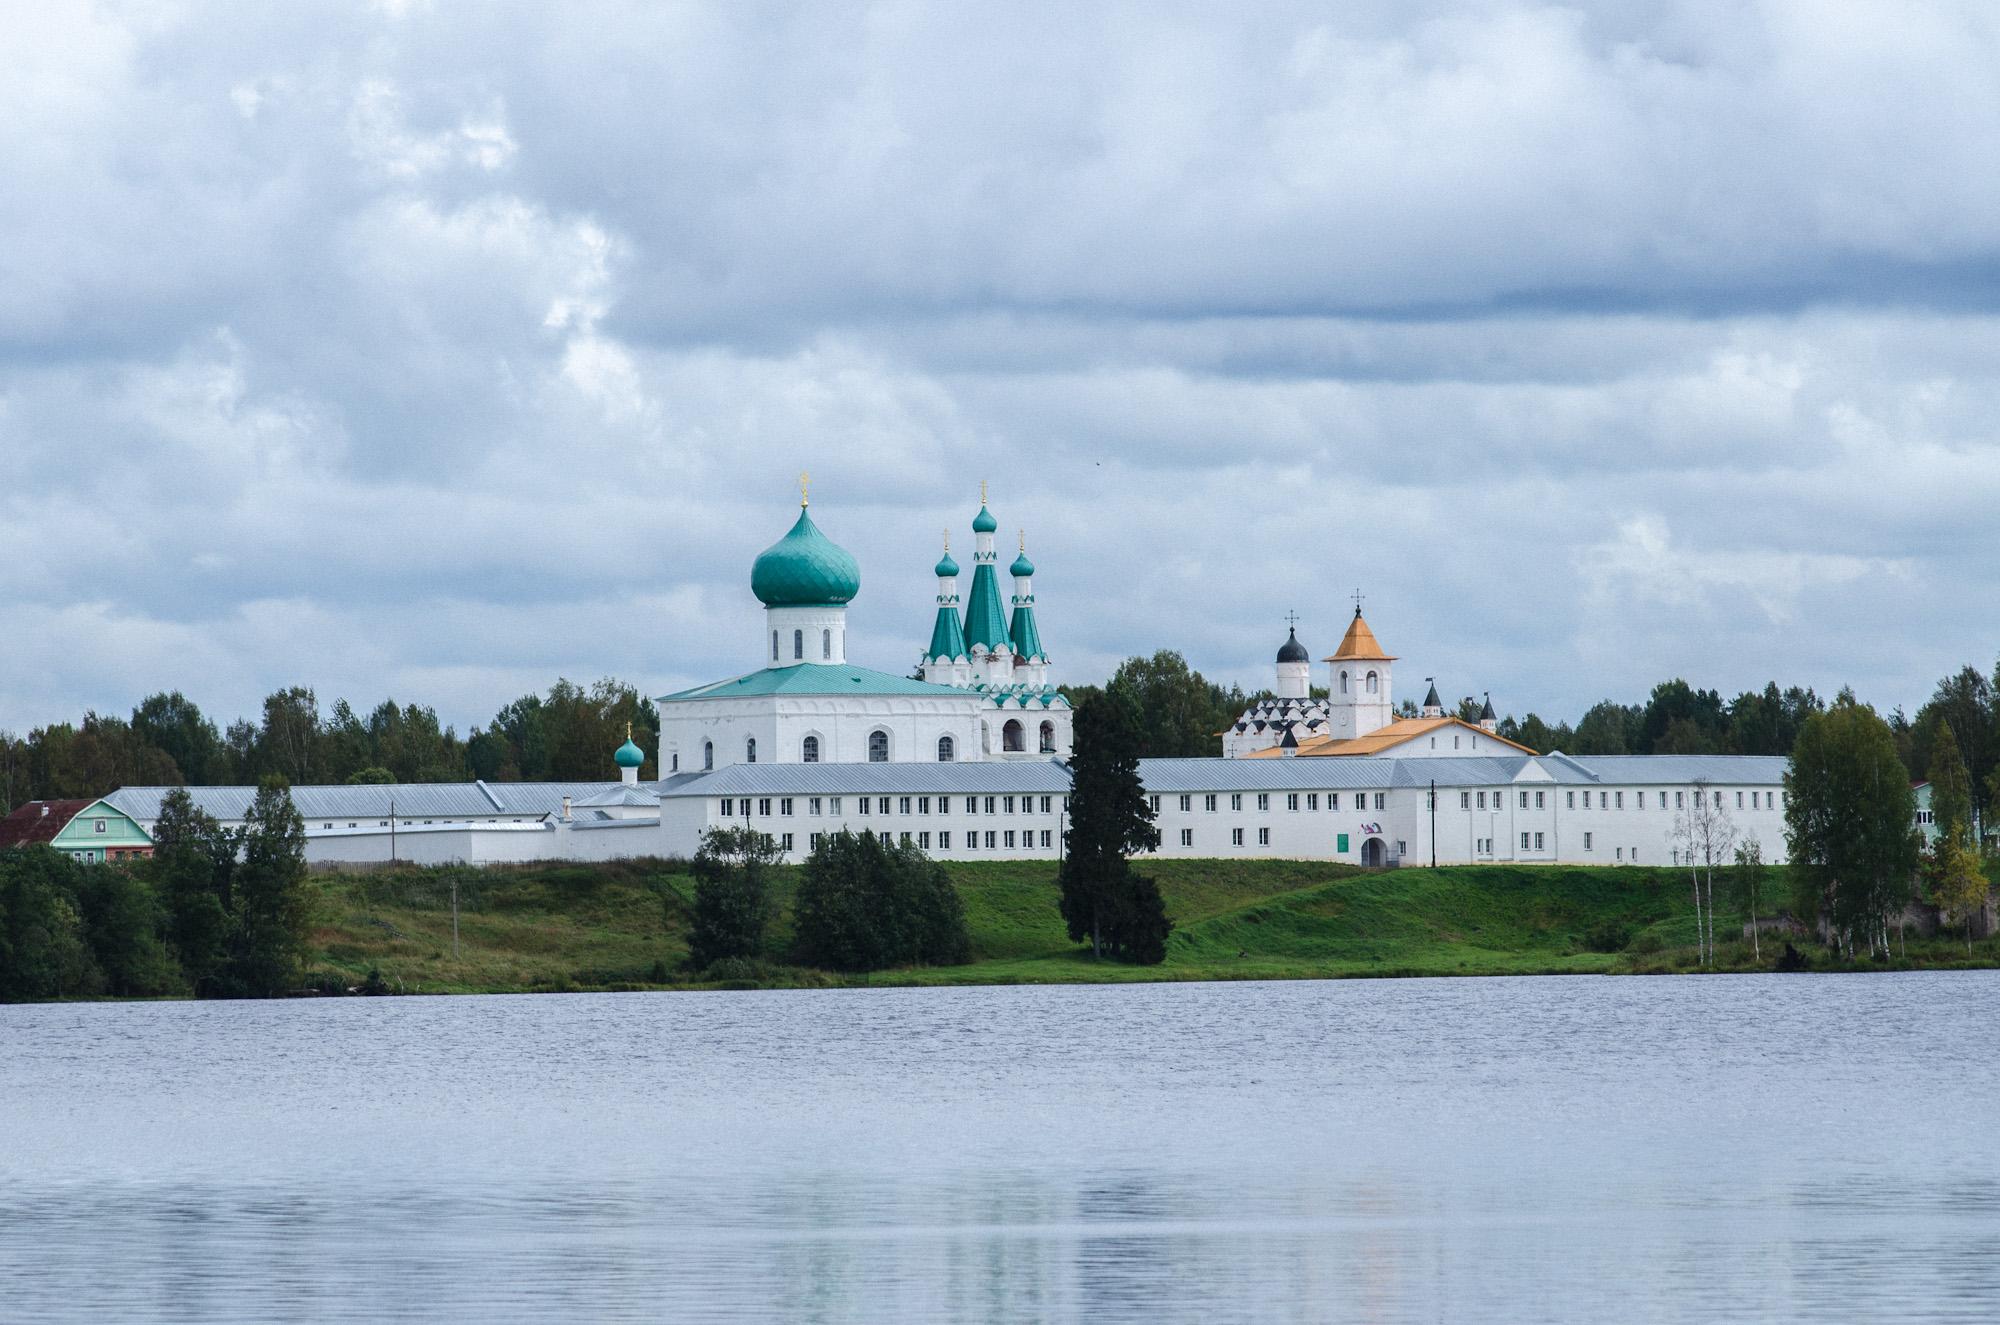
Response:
[[799, 471, 810, 506], [942, 528, 950, 552], [626, 721, 633, 741], [980, 478, 988, 505], [1019, 529, 1026, 552]]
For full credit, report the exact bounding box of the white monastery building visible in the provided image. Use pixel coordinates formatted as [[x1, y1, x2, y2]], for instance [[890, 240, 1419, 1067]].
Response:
[[102, 489, 1794, 870]]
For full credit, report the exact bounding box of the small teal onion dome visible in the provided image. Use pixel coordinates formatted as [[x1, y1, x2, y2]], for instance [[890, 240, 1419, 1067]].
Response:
[[1010, 550, 1034, 577], [972, 504, 998, 533], [614, 737, 645, 769], [935, 550, 959, 577], [751, 507, 861, 607]]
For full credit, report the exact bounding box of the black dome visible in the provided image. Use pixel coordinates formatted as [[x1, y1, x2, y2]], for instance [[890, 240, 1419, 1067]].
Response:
[[1276, 627, 1309, 664]]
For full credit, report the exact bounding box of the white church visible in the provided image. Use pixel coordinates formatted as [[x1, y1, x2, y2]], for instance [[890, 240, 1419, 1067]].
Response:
[[98, 488, 1794, 870]]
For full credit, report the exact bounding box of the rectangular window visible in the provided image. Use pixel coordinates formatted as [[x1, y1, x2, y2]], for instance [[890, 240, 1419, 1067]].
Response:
[[1660, 792, 1668, 809], [1307, 793, 1319, 811], [1150, 795, 1161, 813], [1327, 793, 1339, 811], [1374, 793, 1385, 810], [919, 832, 931, 849], [1005, 796, 1016, 814], [1004, 830, 1016, 849], [1567, 791, 1575, 809], [919, 797, 930, 815], [895, 796, 908, 815], [965, 832, 977, 851], [721, 798, 733, 817], [1041, 796, 1053, 814], [1179, 794, 1192, 812], [1519, 791, 1530, 809], [809, 797, 822, 816], [1675, 791, 1685, 808], [830, 796, 843, 815], [1179, 828, 1193, 847], [781, 798, 794, 816], [940, 831, 951, 850], [758, 798, 772, 816], [879, 831, 891, 845], [1615, 846, 1623, 860], [1041, 830, 1052, 848], [856, 798, 868, 816], [1534, 832, 1545, 851], [1521, 832, 1531, 850], [1231, 827, 1244, 846], [1584, 831, 1593, 851], [1477, 791, 1486, 809], [1287, 793, 1299, 811], [1258, 827, 1270, 846], [986, 831, 996, 849], [1535, 791, 1545, 809], [984, 797, 996, 815], [1230, 793, 1242, 812], [1615, 791, 1624, 809], [879, 797, 891, 815], [1204, 794, 1217, 812], [966, 798, 977, 816], [1462, 791, 1472, 809], [1257, 793, 1269, 811], [900, 832, 912, 846], [811, 833, 824, 850], [782, 834, 795, 852]]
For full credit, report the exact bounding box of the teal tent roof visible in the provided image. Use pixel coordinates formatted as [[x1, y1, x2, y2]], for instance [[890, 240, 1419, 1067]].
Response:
[[751, 508, 861, 607], [1009, 601, 1045, 661], [613, 738, 645, 769], [658, 664, 969, 703], [962, 561, 1012, 653], [927, 604, 968, 661]]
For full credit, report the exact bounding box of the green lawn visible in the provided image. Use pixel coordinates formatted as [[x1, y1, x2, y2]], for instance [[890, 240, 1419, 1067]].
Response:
[[305, 857, 2000, 995]]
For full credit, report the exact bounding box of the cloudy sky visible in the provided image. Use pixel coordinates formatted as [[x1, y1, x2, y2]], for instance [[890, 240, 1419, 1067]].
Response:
[[4, 0, 1998, 736]]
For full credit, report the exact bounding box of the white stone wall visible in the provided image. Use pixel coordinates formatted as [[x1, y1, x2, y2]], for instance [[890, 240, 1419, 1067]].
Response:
[[657, 700, 783, 775], [761, 605, 848, 667], [1327, 658, 1394, 740]]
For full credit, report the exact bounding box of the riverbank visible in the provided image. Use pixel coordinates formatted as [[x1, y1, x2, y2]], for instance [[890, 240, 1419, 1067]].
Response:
[[308, 858, 2000, 994]]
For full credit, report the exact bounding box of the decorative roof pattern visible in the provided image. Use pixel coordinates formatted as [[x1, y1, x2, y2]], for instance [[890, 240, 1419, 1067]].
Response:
[[1008, 599, 1045, 661], [751, 507, 861, 607], [963, 560, 1012, 653]]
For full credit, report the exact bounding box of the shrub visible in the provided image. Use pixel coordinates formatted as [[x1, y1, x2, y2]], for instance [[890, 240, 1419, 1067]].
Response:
[[792, 831, 970, 972], [1630, 932, 1665, 955], [688, 827, 781, 968], [1582, 919, 1631, 954]]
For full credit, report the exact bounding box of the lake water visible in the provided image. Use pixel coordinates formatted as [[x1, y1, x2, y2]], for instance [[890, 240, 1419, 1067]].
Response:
[[3, 974, 1997, 1322]]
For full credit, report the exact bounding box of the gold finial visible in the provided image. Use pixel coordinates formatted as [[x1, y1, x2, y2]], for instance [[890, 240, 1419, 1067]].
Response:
[[626, 721, 633, 741], [1018, 529, 1026, 553], [979, 478, 987, 505], [799, 471, 810, 507], [942, 528, 950, 552]]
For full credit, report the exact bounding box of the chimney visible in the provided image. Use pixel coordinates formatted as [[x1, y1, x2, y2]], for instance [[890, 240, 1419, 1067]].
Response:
[[39, 803, 50, 817], [561, 796, 572, 821]]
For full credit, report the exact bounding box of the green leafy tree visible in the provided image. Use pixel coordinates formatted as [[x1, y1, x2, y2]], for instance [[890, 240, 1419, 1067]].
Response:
[[1733, 838, 1766, 964], [252, 688, 322, 785], [792, 830, 969, 972], [131, 691, 221, 785], [1927, 721, 1974, 849], [148, 787, 236, 993], [688, 826, 782, 968], [1913, 666, 1997, 833], [0, 847, 103, 1000], [1104, 651, 1241, 758], [224, 777, 313, 997], [1785, 702, 1921, 958], [1059, 686, 1171, 963], [1933, 838, 1990, 955], [74, 865, 182, 997], [1571, 701, 1642, 755]]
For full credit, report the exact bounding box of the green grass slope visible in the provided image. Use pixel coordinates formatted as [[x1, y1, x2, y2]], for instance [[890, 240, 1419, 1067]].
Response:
[[306, 857, 2000, 995]]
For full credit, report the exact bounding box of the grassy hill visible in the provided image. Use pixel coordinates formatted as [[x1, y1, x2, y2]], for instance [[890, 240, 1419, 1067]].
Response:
[[308, 858, 1999, 994]]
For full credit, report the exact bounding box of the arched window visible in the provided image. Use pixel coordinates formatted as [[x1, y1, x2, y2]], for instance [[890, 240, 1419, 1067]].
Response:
[[670, 752, 679, 772], [746, 737, 757, 764], [1339, 671, 1349, 694], [771, 631, 779, 662], [1366, 671, 1379, 695], [703, 741, 713, 771], [1039, 721, 1056, 753], [802, 735, 819, 763], [822, 628, 832, 659], [1002, 719, 1025, 752], [793, 629, 803, 660], [937, 734, 955, 762], [868, 730, 889, 763]]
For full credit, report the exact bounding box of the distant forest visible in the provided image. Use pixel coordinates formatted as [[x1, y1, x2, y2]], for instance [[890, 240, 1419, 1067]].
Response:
[[4, 655, 1997, 826]]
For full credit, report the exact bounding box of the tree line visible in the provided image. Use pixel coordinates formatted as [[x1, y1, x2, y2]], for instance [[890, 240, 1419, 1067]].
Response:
[[1, 679, 661, 814], [0, 780, 314, 1001]]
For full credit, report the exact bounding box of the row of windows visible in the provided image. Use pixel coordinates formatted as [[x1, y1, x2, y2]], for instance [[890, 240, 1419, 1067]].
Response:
[[719, 794, 1067, 818], [801, 829, 1055, 852], [774, 628, 836, 662], [1149, 791, 1388, 814], [695, 723, 1059, 770], [319, 818, 534, 829]]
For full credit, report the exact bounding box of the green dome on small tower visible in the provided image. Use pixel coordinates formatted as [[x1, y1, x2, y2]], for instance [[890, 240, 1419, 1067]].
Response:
[[751, 504, 861, 607], [1010, 543, 1034, 577], [972, 504, 998, 534], [614, 724, 645, 769]]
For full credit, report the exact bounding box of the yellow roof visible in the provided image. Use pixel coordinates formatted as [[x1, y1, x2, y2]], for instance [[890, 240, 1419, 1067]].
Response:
[[1323, 609, 1394, 662], [1241, 715, 1536, 758]]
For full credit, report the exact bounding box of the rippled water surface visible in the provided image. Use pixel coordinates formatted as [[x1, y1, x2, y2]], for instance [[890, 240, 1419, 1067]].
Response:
[[3, 974, 1998, 1322]]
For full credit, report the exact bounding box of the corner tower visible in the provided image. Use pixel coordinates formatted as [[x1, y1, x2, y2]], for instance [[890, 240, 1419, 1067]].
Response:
[[1323, 603, 1395, 741], [750, 478, 860, 668]]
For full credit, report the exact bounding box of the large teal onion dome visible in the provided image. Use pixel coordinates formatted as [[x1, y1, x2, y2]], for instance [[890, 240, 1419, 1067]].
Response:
[[751, 507, 861, 607], [1010, 550, 1035, 577], [972, 504, 998, 533], [614, 736, 645, 769]]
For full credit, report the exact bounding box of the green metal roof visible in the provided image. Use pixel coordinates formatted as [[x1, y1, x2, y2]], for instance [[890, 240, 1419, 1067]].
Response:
[[657, 663, 971, 703], [926, 604, 968, 661], [963, 561, 1011, 652], [1008, 601, 1045, 661], [750, 507, 861, 607]]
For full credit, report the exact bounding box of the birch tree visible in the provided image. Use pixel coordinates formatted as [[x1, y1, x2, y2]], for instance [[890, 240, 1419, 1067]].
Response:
[[1674, 783, 1735, 964]]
